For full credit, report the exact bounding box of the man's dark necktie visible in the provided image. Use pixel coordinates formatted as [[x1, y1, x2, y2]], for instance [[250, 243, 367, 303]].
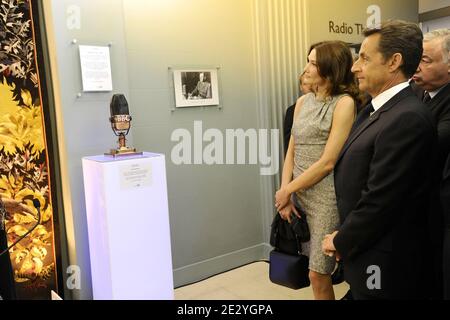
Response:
[[423, 91, 431, 104], [351, 103, 374, 133]]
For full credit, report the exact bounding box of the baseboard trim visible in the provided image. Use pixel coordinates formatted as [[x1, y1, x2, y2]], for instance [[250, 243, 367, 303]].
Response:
[[174, 243, 272, 288]]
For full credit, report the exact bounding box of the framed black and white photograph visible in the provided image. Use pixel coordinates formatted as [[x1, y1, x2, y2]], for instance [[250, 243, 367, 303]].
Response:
[[173, 68, 220, 107]]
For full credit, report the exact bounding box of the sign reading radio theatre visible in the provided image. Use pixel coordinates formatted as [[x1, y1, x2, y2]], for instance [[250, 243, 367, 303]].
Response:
[[329, 22, 365, 35], [329, 5, 381, 35]]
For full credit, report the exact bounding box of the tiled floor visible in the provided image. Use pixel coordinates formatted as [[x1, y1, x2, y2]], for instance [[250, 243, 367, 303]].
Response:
[[175, 261, 350, 300]]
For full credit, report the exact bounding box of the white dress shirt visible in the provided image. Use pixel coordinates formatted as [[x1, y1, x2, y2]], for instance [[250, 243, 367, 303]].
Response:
[[370, 82, 410, 115], [425, 84, 446, 100]]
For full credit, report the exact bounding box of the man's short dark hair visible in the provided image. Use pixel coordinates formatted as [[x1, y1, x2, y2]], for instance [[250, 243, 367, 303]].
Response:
[[363, 20, 423, 78]]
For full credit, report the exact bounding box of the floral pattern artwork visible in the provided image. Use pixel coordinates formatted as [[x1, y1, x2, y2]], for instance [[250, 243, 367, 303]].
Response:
[[1, 0, 57, 298]]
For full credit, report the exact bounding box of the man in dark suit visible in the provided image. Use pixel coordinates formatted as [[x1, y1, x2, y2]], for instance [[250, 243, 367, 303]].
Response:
[[322, 20, 437, 299], [0, 198, 33, 300], [443, 155, 450, 299], [0, 229, 16, 300], [412, 28, 450, 299], [188, 72, 211, 99], [413, 28, 450, 183]]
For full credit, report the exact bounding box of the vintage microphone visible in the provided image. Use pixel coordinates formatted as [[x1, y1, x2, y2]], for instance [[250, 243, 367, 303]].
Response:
[[106, 94, 140, 156], [110, 94, 132, 138], [0, 199, 41, 257]]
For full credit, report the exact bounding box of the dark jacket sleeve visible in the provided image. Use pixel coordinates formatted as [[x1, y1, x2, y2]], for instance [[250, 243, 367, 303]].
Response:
[[283, 104, 295, 155], [0, 229, 16, 300], [437, 111, 450, 167], [442, 155, 450, 225]]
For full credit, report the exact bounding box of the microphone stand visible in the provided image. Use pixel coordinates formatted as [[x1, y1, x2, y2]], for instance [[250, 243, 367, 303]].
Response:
[[0, 199, 41, 257]]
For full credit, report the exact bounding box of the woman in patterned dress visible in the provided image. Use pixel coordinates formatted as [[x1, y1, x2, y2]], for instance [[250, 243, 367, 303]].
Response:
[[275, 41, 360, 300]]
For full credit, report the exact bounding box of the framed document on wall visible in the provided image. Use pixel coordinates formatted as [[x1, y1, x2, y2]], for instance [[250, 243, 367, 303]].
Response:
[[79, 45, 113, 92]]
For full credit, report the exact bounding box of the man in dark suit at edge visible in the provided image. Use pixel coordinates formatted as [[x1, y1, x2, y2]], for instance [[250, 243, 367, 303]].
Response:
[[442, 155, 450, 299], [412, 29, 450, 299], [0, 198, 34, 300], [321, 20, 437, 299]]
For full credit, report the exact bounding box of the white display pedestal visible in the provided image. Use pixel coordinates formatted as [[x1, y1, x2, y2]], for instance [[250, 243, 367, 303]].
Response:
[[82, 152, 173, 300]]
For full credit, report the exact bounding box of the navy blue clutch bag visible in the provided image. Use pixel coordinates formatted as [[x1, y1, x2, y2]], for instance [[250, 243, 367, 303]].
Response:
[[269, 205, 311, 289]]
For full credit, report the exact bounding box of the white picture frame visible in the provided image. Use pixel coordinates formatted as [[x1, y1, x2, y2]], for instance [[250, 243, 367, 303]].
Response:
[[173, 68, 220, 107]]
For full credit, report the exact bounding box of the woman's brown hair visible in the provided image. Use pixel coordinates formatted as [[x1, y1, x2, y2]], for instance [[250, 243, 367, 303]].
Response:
[[312, 41, 363, 106]]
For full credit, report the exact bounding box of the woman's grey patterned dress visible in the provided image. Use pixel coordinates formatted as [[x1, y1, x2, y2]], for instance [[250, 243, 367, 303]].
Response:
[[291, 92, 347, 275]]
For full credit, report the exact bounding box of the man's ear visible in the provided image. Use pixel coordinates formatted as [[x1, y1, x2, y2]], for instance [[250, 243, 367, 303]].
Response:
[[388, 53, 403, 73]]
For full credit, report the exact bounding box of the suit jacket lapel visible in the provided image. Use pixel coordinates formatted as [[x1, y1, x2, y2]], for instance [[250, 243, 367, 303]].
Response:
[[336, 109, 380, 164], [336, 87, 414, 165]]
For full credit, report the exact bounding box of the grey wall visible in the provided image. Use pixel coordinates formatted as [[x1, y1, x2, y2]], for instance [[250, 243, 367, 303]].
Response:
[[46, 0, 131, 299], [123, 0, 264, 287], [46, 0, 268, 298], [421, 16, 450, 31]]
